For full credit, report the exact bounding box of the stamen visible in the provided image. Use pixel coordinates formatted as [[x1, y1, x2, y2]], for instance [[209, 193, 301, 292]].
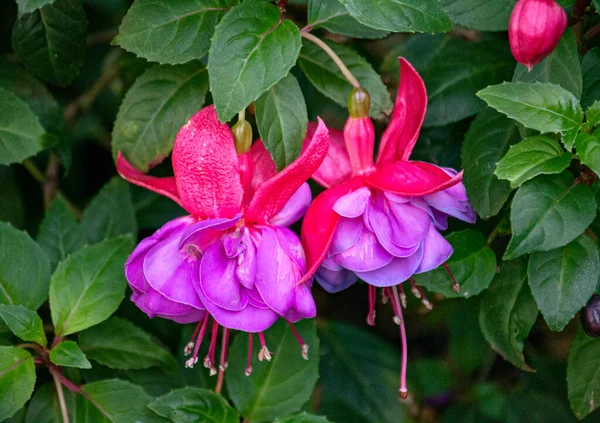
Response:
[[186, 316, 209, 368], [288, 322, 309, 360], [257, 332, 271, 361], [367, 285, 376, 326], [245, 333, 253, 376], [391, 286, 409, 400], [409, 278, 421, 299], [418, 287, 432, 310], [381, 288, 389, 304], [399, 284, 407, 308], [443, 263, 460, 293], [185, 244, 201, 260], [215, 327, 230, 394], [385, 287, 401, 324], [204, 319, 219, 376], [184, 320, 204, 356]]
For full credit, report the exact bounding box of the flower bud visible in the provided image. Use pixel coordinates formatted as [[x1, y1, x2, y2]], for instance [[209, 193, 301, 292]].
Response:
[[509, 0, 567, 70], [232, 119, 252, 154], [348, 87, 371, 118]]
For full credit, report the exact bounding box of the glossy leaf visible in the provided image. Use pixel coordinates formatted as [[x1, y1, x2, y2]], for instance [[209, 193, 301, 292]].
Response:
[[11, 0, 87, 86], [208, 1, 301, 122], [505, 172, 596, 259], [478, 82, 584, 133], [414, 229, 496, 298], [582, 47, 600, 109], [149, 387, 239, 423], [255, 73, 308, 171], [298, 39, 392, 118], [50, 236, 134, 336], [276, 414, 332, 423], [0, 222, 51, 310], [0, 347, 35, 421], [16, 0, 57, 15], [479, 259, 538, 371], [115, 0, 237, 64], [576, 133, 600, 177], [306, 0, 388, 39], [567, 326, 600, 419], [0, 304, 46, 346], [24, 382, 77, 423], [50, 340, 92, 368], [587, 101, 600, 127], [528, 235, 599, 331], [112, 63, 209, 172], [226, 319, 319, 422], [438, 0, 516, 31]]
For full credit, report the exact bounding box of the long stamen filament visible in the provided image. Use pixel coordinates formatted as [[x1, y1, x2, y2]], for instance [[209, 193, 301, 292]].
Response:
[[246, 333, 253, 376], [187, 317, 209, 368], [391, 286, 409, 399], [443, 263, 460, 293], [287, 322, 309, 360], [258, 332, 271, 361], [205, 320, 219, 375], [215, 327, 230, 394], [184, 320, 204, 356], [367, 285, 376, 326]]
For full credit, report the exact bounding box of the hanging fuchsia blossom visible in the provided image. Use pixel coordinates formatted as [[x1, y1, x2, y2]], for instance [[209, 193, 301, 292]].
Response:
[[117, 105, 329, 375], [300, 58, 476, 398]]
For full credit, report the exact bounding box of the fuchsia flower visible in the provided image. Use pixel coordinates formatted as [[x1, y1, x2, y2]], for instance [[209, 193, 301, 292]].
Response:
[[509, 0, 567, 70], [117, 105, 329, 374], [300, 58, 476, 397]]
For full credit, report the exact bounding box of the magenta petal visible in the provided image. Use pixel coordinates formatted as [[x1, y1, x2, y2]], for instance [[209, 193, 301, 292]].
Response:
[[178, 215, 241, 251], [387, 201, 432, 248], [269, 183, 312, 227], [236, 229, 257, 290], [274, 227, 306, 273], [330, 217, 363, 255], [424, 186, 477, 224], [415, 224, 453, 274], [126, 237, 156, 294], [132, 289, 205, 323], [356, 247, 423, 287], [333, 230, 393, 272], [285, 283, 317, 322], [315, 266, 358, 293], [333, 187, 371, 218]]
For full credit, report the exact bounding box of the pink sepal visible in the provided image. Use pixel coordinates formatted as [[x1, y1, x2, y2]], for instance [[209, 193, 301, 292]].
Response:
[[303, 122, 352, 189]]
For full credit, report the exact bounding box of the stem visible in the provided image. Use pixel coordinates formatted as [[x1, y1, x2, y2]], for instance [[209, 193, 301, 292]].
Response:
[[300, 32, 361, 89], [17, 343, 46, 356], [44, 154, 59, 209], [585, 23, 600, 41], [50, 367, 70, 423]]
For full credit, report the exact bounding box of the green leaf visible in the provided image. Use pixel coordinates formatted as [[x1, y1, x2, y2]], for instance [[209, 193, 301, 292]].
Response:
[[582, 47, 600, 109], [78, 316, 176, 371], [513, 28, 582, 99], [49, 236, 134, 336], [25, 382, 77, 423], [462, 109, 521, 219], [306, 0, 388, 39], [504, 172, 596, 259], [0, 166, 25, 228], [562, 126, 579, 151], [478, 82, 585, 134], [275, 414, 333, 423], [587, 101, 600, 127], [226, 319, 319, 422], [567, 325, 600, 419], [11, 0, 87, 86], [81, 177, 137, 245], [576, 133, 600, 177], [255, 73, 307, 171], [438, 0, 516, 31], [77, 379, 168, 422], [149, 387, 239, 423], [528, 235, 599, 331], [115, 0, 237, 64], [0, 222, 51, 310], [208, 1, 301, 122], [338, 0, 452, 33], [414, 229, 496, 298], [112, 63, 209, 172], [50, 340, 92, 369], [479, 259, 538, 371], [318, 321, 407, 423], [495, 135, 572, 188], [37, 197, 85, 271], [0, 346, 35, 421], [298, 39, 392, 118], [449, 299, 489, 376], [16, 0, 58, 15], [0, 305, 46, 346], [0, 87, 50, 165]]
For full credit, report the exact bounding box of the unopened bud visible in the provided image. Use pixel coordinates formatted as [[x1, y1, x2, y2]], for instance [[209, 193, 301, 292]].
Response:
[[232, 119, 252, 154], [509, 0, 567, 70], [347, 87, 370, 118]]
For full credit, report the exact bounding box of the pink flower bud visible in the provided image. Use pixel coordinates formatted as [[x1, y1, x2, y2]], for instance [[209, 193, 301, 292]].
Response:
[[509, 0, 567, 70]]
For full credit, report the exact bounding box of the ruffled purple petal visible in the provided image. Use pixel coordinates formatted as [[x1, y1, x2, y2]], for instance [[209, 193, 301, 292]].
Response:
[[356, 247, 423, 287], [284, 283, 317, 322], [274, 226, 306, 272], [132, 289, 205, 323], [415, 224, 453, 274], [333, 187, 371, 218], [386, 201, 431, 248], [269, 183, 312, 226], [332, 230, 393, 272], [236, 229, 257, 290], [178, 214, 241, 251], [330, 217, 363, 255], [315, 266, 358, 293]]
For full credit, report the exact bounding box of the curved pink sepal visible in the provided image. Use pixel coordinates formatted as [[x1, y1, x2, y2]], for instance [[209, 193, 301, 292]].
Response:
[[249, 140, 277, 192], [368, 161, 463, 196], [376, 58, 427, 165], [245, 118, 330, 224], [116, 152, 182, 206], [303, 121, 352, 189], [172, 105, 243, 219]]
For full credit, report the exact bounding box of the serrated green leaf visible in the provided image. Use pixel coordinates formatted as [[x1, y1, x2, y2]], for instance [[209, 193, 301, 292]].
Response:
[[0, 222, 51, 310], [528, 235, 599, 331], [0, 305, 46, 346], [255, 73, 307, 171], [116, 0, 237, 64], [208, 1, 301, 122], [50, 236, 134, 336], [567, 325, 600, 419], [275, 413, 333, 423], [586, 101, 600, 127], [438, 0, 516, 31], [81, 177, 137, 245], [16, 0, 58, 15], [0, 346, 35, 421], [78, 316, 176, 371], [582, 47, 600, 109], [226, 319, 319, 422], [462, 109, 521, 219], [505, 172, 596, 259], [513, 28, 582, 99], [307, 0, 388, 39], [414, 229, 496, 298], [561, 126, 579, 151], [37, 197, 85, 271], [25, 382, 77, 423], [478, 82, 584, 134], [11, 0, 87, 86], [479, 259, 538, 371], [338, 0, 452, 33], [576, 133, 600, 178], [112, 63, 209, 172], [50, 340, 91, 368], [149, 387, 239, 423], [298, 39, 391, 118], [495, 135, 572, 188], [0, 87, 50, 165]]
